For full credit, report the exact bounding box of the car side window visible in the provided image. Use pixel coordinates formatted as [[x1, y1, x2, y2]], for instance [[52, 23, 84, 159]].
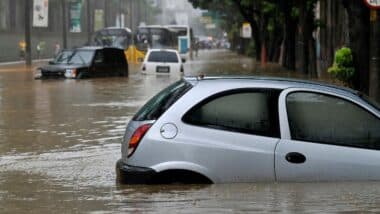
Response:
[[286, 92, 380, 149], [183, 89, 280, 138], [93, 51, 104, 64]]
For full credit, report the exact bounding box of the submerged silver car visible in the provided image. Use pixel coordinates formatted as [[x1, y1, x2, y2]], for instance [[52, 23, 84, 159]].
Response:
[[116, 76, 380, 184]]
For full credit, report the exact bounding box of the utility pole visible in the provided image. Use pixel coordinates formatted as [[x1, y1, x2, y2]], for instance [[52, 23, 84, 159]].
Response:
[[24, 0, 32, 65], [62, 0, 68, 49], [119, 0, 122, 27], [137, 0, 140, 26], [369, 9, 380, 102], [145, 0, 147, 24], [364, 0, 380, 101], [104, 0, 108, 27], [87, 0, 91, 43], [129, 0, 133, 31]]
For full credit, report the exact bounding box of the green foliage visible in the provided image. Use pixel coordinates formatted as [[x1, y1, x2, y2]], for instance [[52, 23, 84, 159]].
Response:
[[262, 1, 276, 14], [328, 47, 355, 86], [314, 19, 326, 29], [291, 7, 299, 18], [245, 40, 256, 57], [306, 0, 318, 10], [267, 17, 276, 32]]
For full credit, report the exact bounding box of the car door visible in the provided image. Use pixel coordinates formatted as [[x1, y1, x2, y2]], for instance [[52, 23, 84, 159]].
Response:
[[275, 89, 380, 182], [92, 50, 106, 77], [115, 50, 128, 76], [177, 89, 281, 183], [105, 49, 127, 76]]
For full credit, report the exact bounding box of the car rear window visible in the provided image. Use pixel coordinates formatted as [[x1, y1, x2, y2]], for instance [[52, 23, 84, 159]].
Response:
[[133, 80, 193, 121], [147, 51, 179, 63], [183, 89, 281, 138]]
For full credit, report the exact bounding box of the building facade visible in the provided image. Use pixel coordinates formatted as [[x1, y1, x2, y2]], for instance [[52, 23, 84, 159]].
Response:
[[0, 0, 151, 62]]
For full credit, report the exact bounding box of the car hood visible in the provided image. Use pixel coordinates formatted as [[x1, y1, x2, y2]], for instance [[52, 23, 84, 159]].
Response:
[[40, 64, 87, 72]]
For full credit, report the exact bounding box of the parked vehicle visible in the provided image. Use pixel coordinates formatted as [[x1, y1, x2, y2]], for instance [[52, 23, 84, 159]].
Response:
[[35, 47, 128, 79], [116, 76, 380, 184], [141, 49, 184, 75]]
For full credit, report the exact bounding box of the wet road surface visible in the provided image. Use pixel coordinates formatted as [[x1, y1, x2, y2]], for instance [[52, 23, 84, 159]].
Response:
[[0, 50, 380, 213]]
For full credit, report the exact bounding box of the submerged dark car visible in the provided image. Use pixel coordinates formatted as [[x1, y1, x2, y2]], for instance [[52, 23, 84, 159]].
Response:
[[35, 47, 128, 79]]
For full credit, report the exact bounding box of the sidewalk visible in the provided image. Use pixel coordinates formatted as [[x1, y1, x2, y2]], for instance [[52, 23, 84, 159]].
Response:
[[0, 59, 51, 72]]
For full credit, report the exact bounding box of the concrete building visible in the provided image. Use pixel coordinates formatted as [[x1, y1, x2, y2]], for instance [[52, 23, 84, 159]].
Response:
[[0, 0, 151, 62]]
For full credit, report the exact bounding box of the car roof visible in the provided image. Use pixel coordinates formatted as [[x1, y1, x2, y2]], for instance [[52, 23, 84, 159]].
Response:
[[75, 46, 124, 51], [140, 25, 169, 29], [75, 46, 103, 51], [147, 49, 179, 53], [184, 75, 359, 98], [101, 27, 132, 33]]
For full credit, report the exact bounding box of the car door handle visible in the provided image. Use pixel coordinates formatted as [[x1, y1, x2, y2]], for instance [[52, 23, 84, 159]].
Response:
[[285, 152, 306, 164]]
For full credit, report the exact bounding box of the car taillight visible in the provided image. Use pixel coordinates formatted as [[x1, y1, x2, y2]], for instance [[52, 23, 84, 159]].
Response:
[[128, 124, 152, 157]]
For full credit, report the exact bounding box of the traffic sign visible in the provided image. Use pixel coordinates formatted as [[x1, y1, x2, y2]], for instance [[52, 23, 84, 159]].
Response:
[[364, 0, 380, 9], [241, 22, 252, 38]]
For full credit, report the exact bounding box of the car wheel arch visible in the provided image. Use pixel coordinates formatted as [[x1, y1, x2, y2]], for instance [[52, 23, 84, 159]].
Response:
[[151, 169, 213, 184], [151, 161, 217, 183]]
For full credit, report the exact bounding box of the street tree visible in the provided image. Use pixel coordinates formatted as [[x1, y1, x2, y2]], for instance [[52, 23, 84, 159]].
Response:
[[341, 0, 370, 93]]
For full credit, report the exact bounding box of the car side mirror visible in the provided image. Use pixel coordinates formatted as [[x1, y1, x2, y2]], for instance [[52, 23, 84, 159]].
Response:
[[48, 60, 55, 65], [181, 58, 186, 63]]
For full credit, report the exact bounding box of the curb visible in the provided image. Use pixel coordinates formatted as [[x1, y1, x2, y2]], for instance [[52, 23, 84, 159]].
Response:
[[0, 59, 52, 66]]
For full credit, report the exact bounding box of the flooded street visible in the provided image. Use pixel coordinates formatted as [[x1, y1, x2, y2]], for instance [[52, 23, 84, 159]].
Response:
[[0, 50, 380, 213]]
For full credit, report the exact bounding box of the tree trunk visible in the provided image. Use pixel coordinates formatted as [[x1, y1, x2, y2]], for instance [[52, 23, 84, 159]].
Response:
[[253, 30, 261, 61], [260, 15, 269, 66], [282, 1, 296, 70], [24, 0, 32, 65], [297, 3, 308, 74], [369, 10, 380, 102], [268, 19, 283, 62], [342, 0, 370, 93], [308, 37, 317, 78], [297, 1, 317, 76]]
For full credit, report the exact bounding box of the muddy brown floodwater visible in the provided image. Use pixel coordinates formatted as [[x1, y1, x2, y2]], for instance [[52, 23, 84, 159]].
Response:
[[0, 50, 380, 213]]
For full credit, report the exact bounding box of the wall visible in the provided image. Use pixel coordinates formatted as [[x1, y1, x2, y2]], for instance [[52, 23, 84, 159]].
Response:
[[0, 0, 143, 62]]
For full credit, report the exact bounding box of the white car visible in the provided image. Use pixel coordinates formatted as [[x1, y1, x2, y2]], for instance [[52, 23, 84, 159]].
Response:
[[141, 49, 184, 75], [116, 76, 380, 184]]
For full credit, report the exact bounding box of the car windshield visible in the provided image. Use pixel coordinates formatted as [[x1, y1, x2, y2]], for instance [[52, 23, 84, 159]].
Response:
[[66, 50, 94, 65], [133, 80, 193, 121], [147, 51, 179, 63], [52, 50, 94, 65], [52, 50, 74, 64]]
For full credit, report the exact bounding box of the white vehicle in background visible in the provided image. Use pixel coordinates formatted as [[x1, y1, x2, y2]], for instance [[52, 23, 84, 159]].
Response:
[[141, 49, 185, 75], [166, 25, 193, 60]]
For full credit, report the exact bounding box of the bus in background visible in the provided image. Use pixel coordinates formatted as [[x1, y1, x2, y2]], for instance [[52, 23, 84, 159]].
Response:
[[92, 27, 145, 64], [135, 25, 178, 53], [166, 25, 193, 60]]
